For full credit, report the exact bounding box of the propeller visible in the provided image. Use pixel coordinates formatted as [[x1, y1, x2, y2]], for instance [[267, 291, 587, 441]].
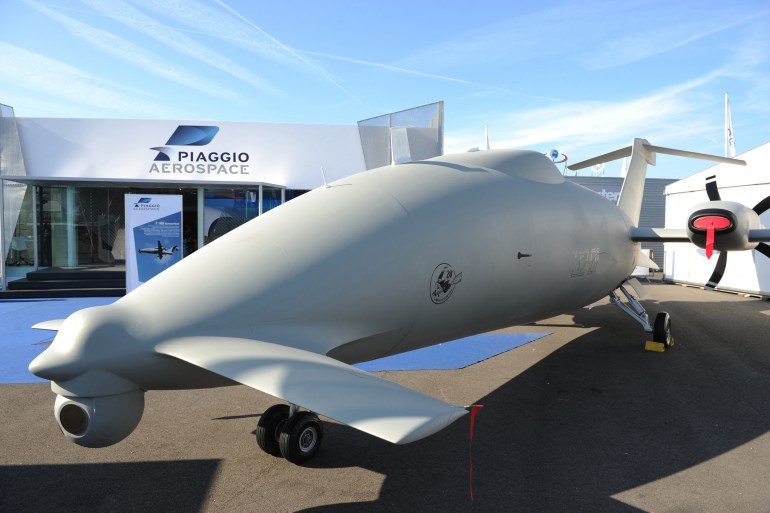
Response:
[[703, 176, 770, 289]]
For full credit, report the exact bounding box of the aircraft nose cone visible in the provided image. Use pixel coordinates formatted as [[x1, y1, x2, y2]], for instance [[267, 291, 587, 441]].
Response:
[[28, 304, 141, 383], [29, 345, 73, 381], [28, 351, 49, 378]]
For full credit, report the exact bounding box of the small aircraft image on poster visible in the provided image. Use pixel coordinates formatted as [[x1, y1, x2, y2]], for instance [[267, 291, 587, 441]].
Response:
[[137, 241, 179, 260], [29, 138, 770, 464]]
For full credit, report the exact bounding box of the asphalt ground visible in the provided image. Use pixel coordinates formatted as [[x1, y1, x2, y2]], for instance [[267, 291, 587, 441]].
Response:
[[2, 280, 770, 512]]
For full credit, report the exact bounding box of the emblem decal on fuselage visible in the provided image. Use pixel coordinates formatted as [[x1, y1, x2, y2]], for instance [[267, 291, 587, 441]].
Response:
[[430, 263, 463, 304]]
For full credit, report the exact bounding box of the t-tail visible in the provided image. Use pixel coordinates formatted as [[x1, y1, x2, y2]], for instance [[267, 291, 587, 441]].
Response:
[[569, 138, 770, 288], [568, 138, 745, 228]]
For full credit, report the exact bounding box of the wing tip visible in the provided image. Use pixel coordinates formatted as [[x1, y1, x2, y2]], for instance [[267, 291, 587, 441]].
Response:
[[32, 319, 65, 331]]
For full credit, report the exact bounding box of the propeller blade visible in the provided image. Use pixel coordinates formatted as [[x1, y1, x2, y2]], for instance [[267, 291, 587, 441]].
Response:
[[705, 175, 721, 201], [756, 242, 770, 260], [706, 251, 728, 289], [753, 196, 770, 216]]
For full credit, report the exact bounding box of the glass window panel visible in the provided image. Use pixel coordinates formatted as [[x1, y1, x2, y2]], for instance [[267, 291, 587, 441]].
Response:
[[3, 181, 34, 280], [285, 189, 309, 202], [203, 188, 258, 243], [262, 187, 282, 213]]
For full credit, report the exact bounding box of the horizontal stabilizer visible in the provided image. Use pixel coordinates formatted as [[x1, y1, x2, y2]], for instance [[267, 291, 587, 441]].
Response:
[[749, 229, 770, 242], [644, 144, 746, 166], [156, 337, 468, 444], [629, 228, 770, 244], [567, 145, 633, 171], [629, 227, 690, 242], [32, 319, 65, 331], [568, 143, 746, 171]]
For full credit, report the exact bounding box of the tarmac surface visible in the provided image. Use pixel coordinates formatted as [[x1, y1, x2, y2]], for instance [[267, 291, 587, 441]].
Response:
[[2, 280, 770, 512]]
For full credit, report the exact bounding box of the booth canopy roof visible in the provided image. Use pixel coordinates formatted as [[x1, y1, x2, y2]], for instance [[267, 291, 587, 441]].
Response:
[[8, 118, 367, 190]]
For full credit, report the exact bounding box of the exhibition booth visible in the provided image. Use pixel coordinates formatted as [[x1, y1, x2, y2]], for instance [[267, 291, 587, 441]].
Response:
[[0, 102, 444, 290]]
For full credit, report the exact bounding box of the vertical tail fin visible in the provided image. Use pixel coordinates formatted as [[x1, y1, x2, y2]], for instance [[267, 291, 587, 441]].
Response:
[[617, 138, 655, 227]]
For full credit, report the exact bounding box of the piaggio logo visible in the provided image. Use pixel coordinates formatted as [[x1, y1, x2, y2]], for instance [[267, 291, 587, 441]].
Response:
[[151, 126, 219, 161], [133, 197, 160, 210], [148, 125, 251, 176]]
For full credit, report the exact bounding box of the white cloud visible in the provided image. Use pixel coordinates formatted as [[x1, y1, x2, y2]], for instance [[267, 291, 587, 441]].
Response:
[[445, 73, 720, 158], [298, 49, 563, 100], [79, 0, 281, 95], [581, 9, 770, 70], [130, 0, 355, 98], [397, 1, 612, 71], [25, 0, 241, 101], [0, 41, 180, 117]]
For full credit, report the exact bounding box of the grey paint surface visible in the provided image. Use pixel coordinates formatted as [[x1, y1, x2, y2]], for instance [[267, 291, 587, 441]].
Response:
[[29, 148, 644, 447], [568, 176, 675, 269]]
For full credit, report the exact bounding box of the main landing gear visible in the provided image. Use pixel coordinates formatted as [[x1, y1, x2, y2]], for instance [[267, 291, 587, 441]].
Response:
[[256, 404, 324, 464], [609, 282, 673, 351]]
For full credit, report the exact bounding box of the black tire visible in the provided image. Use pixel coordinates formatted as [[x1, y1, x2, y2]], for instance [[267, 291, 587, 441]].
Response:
[[653, 312, 672, 347], [279, 411, 323, 464], [256, 404, 289, 457]]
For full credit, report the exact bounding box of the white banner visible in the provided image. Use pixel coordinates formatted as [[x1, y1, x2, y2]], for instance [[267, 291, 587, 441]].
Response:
[[13, 119, 365, 189], [125, 194, 183, 293]]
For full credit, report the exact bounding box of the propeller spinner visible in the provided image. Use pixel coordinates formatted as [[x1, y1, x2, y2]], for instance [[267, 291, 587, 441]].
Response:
[[691, 176, 770, 289]]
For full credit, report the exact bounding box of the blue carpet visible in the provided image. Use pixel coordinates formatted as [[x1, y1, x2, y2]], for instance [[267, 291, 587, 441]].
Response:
[[0, 297, 117, 384], [355, 332, 550, 372]]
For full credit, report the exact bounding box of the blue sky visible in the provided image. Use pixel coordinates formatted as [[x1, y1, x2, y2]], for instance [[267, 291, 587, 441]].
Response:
[[0, 0, 768, 178]]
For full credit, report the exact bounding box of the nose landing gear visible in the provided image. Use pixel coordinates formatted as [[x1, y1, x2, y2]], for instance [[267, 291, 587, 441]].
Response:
[[610, 282, 674, 352]]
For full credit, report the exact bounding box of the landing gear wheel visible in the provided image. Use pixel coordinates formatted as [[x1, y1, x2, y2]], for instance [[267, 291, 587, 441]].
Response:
[[279, 411, 323, 464], [256, 404, 289, 457], [653, 312, 673, 348]]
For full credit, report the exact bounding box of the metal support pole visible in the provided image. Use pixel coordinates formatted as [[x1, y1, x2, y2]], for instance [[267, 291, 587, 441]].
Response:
[[0, 179, 5, 290], [197, 187, 204, 249], [66, 187, 76, 266], [609, 286, 653, 332], [31, 185, 38, 269]]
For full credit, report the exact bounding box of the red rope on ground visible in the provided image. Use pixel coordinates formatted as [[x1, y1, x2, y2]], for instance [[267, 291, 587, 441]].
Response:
[[469, 404, 484, 501]]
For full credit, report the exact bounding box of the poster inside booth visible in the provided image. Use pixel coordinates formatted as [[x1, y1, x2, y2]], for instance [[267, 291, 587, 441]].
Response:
[[125, 194, 183, 292]]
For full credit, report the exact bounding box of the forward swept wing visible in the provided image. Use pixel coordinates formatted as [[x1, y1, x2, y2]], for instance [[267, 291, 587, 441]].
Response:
[[156, 336, 468, 444]]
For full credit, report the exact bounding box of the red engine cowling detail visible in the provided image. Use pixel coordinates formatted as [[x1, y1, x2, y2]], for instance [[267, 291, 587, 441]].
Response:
[[691, 215, 733, 258], [686, 201, 761, 254]]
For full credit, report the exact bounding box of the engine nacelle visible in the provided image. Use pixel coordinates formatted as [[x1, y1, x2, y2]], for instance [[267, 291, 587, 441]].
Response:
[[686, 201, 761, 253], [54, 389, 144, 448]]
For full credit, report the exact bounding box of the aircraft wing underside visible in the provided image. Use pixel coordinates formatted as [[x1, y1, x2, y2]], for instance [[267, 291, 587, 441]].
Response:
[[155, 336, 468, 445]]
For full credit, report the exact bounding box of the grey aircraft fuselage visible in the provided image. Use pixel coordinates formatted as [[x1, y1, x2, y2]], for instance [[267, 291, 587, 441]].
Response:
[[30, 148, 641, 450], [51, 151, 632, 387]]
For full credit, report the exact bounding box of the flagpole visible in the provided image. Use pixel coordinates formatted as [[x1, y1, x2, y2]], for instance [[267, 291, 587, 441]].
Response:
[[724, 92, 728, 158]]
